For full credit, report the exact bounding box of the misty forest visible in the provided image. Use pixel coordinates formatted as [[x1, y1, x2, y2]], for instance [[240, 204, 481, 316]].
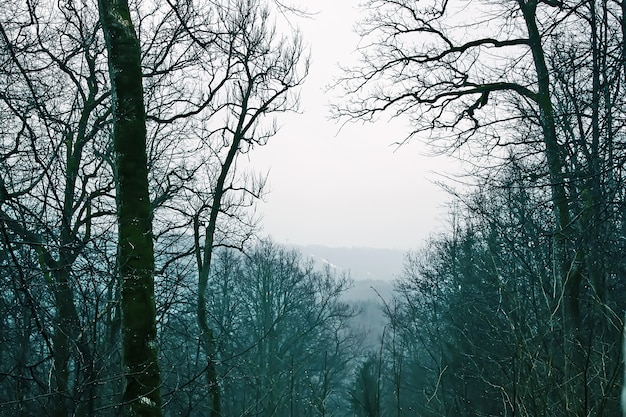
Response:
[[1, 0, 625, 416]]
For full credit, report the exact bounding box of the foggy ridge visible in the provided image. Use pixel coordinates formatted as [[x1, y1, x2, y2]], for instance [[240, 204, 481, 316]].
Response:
[[290, 244, 405, 282]]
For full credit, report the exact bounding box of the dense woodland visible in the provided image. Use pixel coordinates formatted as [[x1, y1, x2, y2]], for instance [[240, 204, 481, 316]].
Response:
[[1, 0, 625, 416]]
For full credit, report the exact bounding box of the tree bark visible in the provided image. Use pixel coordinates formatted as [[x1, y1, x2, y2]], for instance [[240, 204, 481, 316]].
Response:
[[98, 1, 163, 416], [519, 0, 584, 414], [622, 0, 626, 83]]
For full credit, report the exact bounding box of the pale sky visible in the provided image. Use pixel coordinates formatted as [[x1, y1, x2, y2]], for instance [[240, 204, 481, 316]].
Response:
[[247, 0, 455, 250]]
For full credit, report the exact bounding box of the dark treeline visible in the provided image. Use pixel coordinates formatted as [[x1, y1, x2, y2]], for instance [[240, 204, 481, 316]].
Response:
[[340, 0, 626, 416], [2, 0, 626, 416]]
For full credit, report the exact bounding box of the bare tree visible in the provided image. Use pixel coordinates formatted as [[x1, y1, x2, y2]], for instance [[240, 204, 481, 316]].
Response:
[[0, 0, 308, 415], [0, 1, 114, 415], [214, 241, 357, 417], [98, 0, 162, 415], [335, 1, 626, 414], [131, 1, 308, 415]]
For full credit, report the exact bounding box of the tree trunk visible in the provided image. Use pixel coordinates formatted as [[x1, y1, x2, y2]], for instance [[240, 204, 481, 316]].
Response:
[[622, 0, 626, 83], [98, 1, 162, 416], [194, 130, 243, 417], [519, 0, 584, 414]]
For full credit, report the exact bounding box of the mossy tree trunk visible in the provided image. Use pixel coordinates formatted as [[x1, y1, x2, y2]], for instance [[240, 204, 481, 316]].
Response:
[[97, 0, 162, 416]]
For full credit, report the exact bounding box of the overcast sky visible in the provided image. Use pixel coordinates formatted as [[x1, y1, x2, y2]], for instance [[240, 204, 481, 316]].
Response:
[[246, 0, 456, 250]]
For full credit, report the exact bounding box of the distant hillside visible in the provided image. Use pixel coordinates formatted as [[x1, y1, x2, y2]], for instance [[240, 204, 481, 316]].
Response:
[[341, 280, 395, 351], [291, 244, 406, 282], [280, 245, 403, 351], [342, 279, 394, 303], [343, 279, 395, 352]]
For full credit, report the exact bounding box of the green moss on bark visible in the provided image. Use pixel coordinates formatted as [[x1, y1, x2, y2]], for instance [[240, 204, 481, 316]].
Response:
[[98, 0, 163, 415]]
